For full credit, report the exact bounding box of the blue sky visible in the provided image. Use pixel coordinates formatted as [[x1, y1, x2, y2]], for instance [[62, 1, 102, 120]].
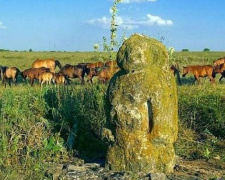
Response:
[[0, 0, 225, 51]]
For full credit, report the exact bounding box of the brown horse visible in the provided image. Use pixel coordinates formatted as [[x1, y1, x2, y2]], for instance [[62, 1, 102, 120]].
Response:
[[53, 73, 67, 85], [2, 67, 21, 87], [105, 60, 117, 68], [86, 61, 104, 69], [213, 63, 225, 82], [86, 68, 98, 84], [98, 66, 119, 84], [59, 64, 85, 84], [182, 65, 215, 84], [213, 57, 225, 66], [32, 59, 62, 72], [22, 67, 50, 86]]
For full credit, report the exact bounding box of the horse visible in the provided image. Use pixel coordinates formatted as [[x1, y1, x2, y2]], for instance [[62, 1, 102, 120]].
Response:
[[105, 60, 117, 68], [86, 68, 98, 84], [53, 73, 67, 85], [98, 66, 119, 84], [170, 64, 182, 85], [182, 65, 215, 84], [2, 67, 21, 87], [213, 57, 225, 66], [213, 63, 225, 82], [32, 58, 62, 73], [22, 67, 50, 86], [38, 72, 54, 86], [59, 64, 85, 84], [0, 66, 8, 81], [86, 61, 104, 69]]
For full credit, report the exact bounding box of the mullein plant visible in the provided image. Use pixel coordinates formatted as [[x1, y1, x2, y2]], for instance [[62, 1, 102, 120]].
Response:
[[93, 0, 122, 60]]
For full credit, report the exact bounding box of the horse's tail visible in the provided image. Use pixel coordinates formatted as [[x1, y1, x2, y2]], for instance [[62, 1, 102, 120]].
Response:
[[212, 69, 216, 78]]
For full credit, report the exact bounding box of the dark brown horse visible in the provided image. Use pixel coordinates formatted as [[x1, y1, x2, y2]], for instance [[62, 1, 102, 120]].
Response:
[[86, 68, 98, 84], [59, 64, 85, 84], [170, 64, 182, 85], [32, 59, 62, 72], [2, 67, 21, 87], [22, 67, 50, 86], [182, 65, 215, 84], [0, 66, 8, 81]]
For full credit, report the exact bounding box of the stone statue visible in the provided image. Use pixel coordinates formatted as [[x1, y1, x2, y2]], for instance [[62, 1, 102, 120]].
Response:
[[104, 34, 178, 173]]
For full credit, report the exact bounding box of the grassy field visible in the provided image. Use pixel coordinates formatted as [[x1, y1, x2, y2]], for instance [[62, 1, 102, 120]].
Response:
[[0, 51, 225, 179], [0, 51, 112, 70]]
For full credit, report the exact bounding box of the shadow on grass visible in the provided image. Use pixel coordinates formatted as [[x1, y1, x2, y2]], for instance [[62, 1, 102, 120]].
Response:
[[42, 84, 108, 165]]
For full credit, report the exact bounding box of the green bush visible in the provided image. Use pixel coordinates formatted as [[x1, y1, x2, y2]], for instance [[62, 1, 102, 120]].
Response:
[[182, 49, 189, 52], [178, 85, 225, 138], [0, 86, 68, 178]]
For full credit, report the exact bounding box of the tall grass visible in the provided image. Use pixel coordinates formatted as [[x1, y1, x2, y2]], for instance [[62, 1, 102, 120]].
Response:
[[0, 86, 68, 179]]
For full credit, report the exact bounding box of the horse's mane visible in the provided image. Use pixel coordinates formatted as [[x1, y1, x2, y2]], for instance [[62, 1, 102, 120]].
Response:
[[55, 60, 62, 68]]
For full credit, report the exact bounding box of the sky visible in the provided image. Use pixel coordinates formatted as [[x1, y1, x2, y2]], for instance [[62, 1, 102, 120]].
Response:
[[0, 0, 225, 52]]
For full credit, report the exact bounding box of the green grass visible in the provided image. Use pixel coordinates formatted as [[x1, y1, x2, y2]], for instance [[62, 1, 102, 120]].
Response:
[[0, 51, 113, 70]]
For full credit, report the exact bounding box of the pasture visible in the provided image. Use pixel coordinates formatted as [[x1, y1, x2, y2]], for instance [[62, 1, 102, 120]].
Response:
[[0, 51, 225, 179]]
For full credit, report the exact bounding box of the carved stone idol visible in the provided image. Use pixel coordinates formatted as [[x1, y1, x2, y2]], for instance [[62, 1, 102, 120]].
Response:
[[105, 34, 178, 173]]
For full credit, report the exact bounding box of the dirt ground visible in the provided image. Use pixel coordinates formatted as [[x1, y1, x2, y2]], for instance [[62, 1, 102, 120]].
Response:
[[53, 157, 225, 180], [172, 158, 225, 180]]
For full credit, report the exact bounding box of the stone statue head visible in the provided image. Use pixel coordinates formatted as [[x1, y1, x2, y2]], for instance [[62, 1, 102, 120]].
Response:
[[117, 34, 168, 73]]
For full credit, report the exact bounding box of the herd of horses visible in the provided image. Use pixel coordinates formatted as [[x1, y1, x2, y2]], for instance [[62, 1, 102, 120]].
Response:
[[0, 58, 119, 87], [180, 56, 225, 84], [1, 56, 225, 87]]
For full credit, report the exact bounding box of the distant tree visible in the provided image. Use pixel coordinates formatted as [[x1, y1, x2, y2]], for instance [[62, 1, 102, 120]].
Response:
[[29, 48, 33, 52], [182, 49, 189, 52], [203, 48, 210, 52]]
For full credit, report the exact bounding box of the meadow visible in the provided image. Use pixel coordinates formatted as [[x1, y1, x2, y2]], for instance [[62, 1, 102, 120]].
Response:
[[0, 51, 225, 179]]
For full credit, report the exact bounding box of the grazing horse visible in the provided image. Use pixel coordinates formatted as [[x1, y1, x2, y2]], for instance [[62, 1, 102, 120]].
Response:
[[170, 64, 182, 85], [182, 65, 215, 84], [38, 72, 54, 86], [22, 67, 50, 86], [213, 57, 225, 66], [2, 67, 21, 87], [213, 63, 225, 82], [59, 64, 86, 84], [32, 59, 62, 72]]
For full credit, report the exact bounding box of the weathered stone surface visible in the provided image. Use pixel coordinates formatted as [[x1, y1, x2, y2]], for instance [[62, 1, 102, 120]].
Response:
[[105, 34, 178, 173]]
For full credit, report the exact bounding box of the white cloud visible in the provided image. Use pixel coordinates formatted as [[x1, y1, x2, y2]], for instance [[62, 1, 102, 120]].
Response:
[[87, 14, 173, 30], [121, 0, 157, 3], [87, 16, 111, 29], [0, 21, 6, 29], [141, 14, 173, 26]]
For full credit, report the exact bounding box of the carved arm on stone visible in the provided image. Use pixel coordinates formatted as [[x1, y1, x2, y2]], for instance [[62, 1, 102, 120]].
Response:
[[101, 128, 115, 143]]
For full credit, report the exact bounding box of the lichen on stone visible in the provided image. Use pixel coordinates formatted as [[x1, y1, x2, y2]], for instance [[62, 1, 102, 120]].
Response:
[[105, 33, 178, 174]]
